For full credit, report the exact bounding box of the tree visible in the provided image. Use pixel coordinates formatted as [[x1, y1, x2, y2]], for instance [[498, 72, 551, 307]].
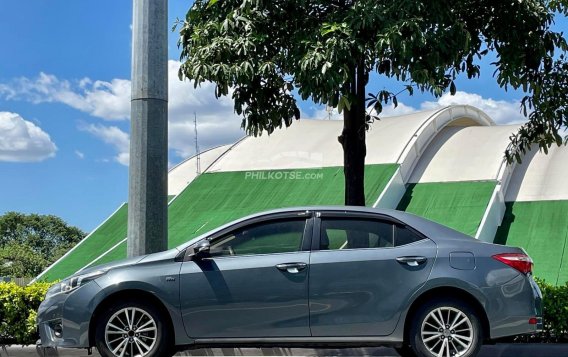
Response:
[[178, 0, 568, 205], [0, 243, 46, 278], [0, 212, 86, 277]]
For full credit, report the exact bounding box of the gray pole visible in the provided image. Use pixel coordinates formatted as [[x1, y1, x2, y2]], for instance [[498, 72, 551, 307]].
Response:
[[128, 0, 168, 257]]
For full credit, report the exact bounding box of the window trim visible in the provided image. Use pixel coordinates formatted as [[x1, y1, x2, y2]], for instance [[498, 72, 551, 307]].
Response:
[[181, 211, 314, 261], [312, 211, 427, 251]]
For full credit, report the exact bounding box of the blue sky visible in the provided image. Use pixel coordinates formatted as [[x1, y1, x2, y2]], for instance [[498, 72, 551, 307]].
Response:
[[0, 1, 565, 232]]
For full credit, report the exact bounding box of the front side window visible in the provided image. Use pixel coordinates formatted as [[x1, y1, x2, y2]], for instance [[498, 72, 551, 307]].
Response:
[[210, 219, 306, 257]]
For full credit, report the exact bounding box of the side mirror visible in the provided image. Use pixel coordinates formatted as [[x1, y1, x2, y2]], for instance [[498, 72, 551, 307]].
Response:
[[191, 240, 211, 259]]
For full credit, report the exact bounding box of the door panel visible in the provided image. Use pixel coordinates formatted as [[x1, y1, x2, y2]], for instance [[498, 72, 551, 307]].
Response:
[[180, 252, 311, 338], [309, 239, 437, 336], [179, 215, 312, 338]]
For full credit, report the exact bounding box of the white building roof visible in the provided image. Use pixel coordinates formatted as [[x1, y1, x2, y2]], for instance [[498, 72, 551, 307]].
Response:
[[409, 125, 520, 183], [506, 145, 568, 201]]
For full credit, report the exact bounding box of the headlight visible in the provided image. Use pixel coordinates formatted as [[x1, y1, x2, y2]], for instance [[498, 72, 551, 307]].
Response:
[[46, 269, 107, 298]]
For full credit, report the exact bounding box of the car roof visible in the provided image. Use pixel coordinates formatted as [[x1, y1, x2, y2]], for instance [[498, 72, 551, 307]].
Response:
[[251, 206, 472, 238], [176, 205, 474, 251]]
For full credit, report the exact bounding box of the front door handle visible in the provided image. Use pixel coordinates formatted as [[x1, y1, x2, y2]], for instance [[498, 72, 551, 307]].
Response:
[[276, 262, 308, 273], [396, 256, 427, 267]]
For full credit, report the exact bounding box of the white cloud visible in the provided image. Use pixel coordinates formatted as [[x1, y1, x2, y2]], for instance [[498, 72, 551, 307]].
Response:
[[75, 150, 85, 159], [115, 152, 130, 166], [0, 73, 130, 120], [0, 112, 57, 162], [0, 61, 245, 162], [378, 102, 418, 117], [79, 123, 130, 166], [302, 106, 342, 120], [420, 91, 525, 124]]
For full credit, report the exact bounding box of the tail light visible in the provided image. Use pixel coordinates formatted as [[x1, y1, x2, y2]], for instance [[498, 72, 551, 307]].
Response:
[[492, 253, 533, 274]]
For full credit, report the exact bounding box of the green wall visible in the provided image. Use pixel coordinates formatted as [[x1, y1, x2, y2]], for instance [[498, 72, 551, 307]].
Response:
[[397, 181, 497, 237], [495, 200, 568, 285]]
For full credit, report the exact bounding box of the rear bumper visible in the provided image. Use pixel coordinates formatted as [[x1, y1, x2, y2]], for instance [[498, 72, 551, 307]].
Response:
[[489, 274, 543, 339], [491, 315, 543, 339]]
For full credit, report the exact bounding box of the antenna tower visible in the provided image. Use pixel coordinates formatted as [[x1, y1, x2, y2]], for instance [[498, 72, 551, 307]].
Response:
[[326, 105, 333, 120], [194, 112, 201, 174]]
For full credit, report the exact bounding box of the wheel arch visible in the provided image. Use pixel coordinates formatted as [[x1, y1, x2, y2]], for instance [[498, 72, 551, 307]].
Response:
[[88, 289, 175, 347], [402, 286, 491, 343]]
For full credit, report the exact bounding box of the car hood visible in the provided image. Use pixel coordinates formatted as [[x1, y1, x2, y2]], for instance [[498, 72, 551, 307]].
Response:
[[74, 248, 180, 277]]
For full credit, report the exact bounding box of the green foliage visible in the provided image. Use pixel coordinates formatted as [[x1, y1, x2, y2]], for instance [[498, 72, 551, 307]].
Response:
[[506, 57, 568, 163], [535, 278, 568, 342], [0, 243, 46, 278], [0, 282, 52, 345], [0, 212, 86, 278]]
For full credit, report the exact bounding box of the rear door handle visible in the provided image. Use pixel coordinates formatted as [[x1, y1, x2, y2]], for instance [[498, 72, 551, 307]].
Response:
[[396, 256, 427, 267], [276, 262, 308, 273]]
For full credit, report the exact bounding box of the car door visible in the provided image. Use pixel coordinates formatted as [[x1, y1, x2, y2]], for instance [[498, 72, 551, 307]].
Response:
[[309, 211, 437, 337], [179, 212, 313, 339]]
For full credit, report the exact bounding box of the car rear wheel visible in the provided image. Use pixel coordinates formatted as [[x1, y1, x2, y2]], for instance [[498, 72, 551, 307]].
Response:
[[409, 299, 482, 357], [95, 300, 172, 357]]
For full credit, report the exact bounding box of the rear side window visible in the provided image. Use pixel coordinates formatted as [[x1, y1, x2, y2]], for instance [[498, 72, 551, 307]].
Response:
[[320, 219, 394, 250], [395, 225, 425, 246], [319, 218, 426, 250]]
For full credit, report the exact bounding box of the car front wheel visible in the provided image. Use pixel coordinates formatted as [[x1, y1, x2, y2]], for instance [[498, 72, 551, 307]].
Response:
[[95, 300, 172, 357], [409, 299, 482, 357]]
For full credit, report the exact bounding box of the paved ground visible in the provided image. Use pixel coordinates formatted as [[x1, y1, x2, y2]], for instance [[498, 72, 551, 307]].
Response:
[[2, 344, 568, 357]]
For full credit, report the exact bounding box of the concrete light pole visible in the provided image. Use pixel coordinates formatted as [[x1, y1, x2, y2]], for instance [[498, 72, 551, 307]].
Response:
[[128, 0, 168, 257]]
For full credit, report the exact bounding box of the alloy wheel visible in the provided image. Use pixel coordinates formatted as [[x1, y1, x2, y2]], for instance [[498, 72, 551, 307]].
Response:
[[420, 306, 474, 357], [104, 307, 157, 357]]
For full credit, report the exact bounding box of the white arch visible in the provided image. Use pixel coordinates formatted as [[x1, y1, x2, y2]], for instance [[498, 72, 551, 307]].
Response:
[[475, 156, 516, 242], [505, 144, 568, 202], [396, 105, 494, 182], [374, 105, 495, 208], [372, 104, 523, 242]]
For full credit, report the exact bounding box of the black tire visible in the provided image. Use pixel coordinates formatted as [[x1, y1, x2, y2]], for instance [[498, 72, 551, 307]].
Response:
[[95, 299, 173, 357], [408, 298, 483, 357]]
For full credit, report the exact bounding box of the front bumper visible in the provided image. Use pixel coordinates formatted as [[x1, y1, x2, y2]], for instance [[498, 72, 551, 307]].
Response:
[[37, 281, 103, 348]]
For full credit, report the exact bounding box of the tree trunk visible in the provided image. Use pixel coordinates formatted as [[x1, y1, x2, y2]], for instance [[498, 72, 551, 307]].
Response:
[[339, 60, 367, 206]]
